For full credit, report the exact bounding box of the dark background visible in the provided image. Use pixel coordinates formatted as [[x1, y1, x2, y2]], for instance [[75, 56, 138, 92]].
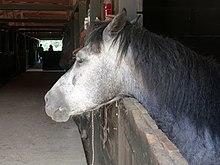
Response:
[[143, 0, 220, 63]]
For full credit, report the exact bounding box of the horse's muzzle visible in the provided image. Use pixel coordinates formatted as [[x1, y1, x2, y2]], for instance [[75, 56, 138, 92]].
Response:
[[45, 105, 70, 122], [44, 93, 70, 122]]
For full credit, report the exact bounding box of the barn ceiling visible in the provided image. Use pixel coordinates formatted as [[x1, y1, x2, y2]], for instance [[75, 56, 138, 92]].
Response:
[[0, 0, 78, 39]]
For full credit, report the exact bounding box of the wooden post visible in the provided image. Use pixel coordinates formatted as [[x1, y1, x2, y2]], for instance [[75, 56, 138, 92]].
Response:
[[79, 0, 87, 32], [73, 12, 80, 48], [90, 0, 102, 21]]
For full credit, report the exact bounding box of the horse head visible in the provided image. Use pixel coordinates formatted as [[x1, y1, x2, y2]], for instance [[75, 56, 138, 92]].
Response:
[[44, 9, 132, 122]]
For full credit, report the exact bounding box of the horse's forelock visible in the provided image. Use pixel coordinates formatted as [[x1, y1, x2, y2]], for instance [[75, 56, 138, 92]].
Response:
[[85, 21, 109, 53], [85, 21, 133, 56]]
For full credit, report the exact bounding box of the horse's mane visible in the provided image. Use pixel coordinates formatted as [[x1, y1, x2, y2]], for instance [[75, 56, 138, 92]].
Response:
[[87, 21, 220, 137]]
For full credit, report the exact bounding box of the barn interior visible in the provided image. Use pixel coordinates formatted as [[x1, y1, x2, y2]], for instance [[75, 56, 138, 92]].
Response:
[[0, 0, 78, 80], [0, 0, 220, 164], [0, 0, 219, 84]]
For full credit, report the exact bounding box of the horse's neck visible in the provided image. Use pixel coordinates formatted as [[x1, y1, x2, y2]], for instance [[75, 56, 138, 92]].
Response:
[[120, 63, 158, 114], [131, 82, 175, 130], [120, 62, 176, 134]]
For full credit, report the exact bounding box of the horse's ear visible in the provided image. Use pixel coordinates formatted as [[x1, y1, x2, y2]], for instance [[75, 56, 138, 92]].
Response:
[[130, 15, 141, 25], [103, 8, 127, 40]]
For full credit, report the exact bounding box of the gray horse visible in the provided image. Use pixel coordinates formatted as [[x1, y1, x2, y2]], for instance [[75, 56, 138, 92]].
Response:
[[45, 9, 220, 165]]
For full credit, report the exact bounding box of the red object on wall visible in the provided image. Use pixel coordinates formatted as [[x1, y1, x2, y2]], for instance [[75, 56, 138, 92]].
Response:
[[103, 2, 112, 17]]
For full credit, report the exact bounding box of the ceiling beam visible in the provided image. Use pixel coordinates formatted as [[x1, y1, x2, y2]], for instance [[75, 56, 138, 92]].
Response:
[[0, 18, 67, 23], [19, 29, 63, 32], [0, 4, 75, 11], [0, 26, 9, 29], [25, 33, 63, 40], [3, 0, 70, 4], [12, 26, 65, 29]]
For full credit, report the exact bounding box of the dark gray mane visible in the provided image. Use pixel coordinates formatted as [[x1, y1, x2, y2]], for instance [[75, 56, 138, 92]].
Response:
[[87, 21, 220, 163]]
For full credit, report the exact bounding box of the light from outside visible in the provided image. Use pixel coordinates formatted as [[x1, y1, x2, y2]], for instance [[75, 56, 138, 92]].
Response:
[[39, 40, 62, 51]]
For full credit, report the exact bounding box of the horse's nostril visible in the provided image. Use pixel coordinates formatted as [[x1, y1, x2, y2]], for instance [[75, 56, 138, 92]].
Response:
[[72, 75, 76, 85]]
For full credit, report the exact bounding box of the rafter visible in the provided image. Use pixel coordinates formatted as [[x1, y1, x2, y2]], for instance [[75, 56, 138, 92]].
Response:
[[3, 0, 70, 5], [0, 0, 78, 39], [0, 18, 67, 23], [12, 25, 65, 29], [19, 29, 63, 32], [0, 3, 75, 11]]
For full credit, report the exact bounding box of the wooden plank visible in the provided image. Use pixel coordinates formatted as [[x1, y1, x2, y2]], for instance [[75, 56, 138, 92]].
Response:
[[90, 0, 101, 21], [73, 12, 80, 48], [0, 4, 75, 11], [8, 23, 67, 27], [25, 32, 63, 40], [12, 26, 64, 29], [19, 29, 63, 32], [136, 0, 143, 12], [3, 0, 69, 5], [0, 18, 67, 23], [78, 0, 86, 32]]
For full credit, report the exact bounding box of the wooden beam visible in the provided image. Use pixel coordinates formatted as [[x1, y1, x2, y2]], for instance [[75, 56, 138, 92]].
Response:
[[3, 0, 68, 4], [90, 0, 102, 21], [79, 0, 87, 31], [19, 29, 63, 32], [0, 4, 75, 11], [8, 22, 67, 27], [0, 26, 9, 29], [18, 11, 69, 15], [12, 26, 65, 29], [25, 32, 63, 40], [0, 18, 67, 23]]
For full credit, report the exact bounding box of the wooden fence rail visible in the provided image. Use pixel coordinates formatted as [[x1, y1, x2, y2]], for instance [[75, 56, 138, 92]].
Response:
[[75, 98, 188, 165]]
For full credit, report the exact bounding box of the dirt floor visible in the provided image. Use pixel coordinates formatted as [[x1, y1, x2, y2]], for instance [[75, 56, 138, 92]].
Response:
[[0, 71, 87, 165]]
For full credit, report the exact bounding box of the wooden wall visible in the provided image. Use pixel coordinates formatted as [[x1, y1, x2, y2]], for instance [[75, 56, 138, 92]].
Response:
[[143, 0, 220, 63], [0, 29, 37, 85], [75, 98, 188, 165]]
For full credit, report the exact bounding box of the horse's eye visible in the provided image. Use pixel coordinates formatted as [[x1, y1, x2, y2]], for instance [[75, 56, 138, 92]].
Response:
[[76, 56, 84, 64]]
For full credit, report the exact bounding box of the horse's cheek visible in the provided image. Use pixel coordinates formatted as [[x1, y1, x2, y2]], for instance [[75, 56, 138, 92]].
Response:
[[71, 60, 113, 105]]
